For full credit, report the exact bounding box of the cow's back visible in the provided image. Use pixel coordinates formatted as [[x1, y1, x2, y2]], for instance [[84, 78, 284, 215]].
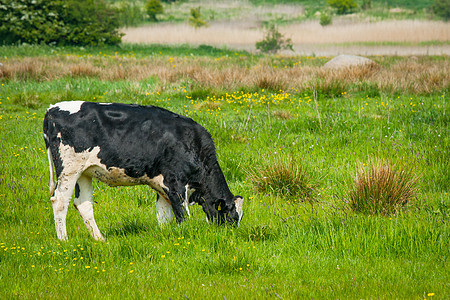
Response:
[[44, 102, 213, 181]]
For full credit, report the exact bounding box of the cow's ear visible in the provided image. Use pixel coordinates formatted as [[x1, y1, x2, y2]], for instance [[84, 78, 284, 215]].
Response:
[[215, 199, 226, 212]]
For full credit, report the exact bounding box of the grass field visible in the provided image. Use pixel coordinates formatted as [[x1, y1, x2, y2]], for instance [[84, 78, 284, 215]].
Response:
[[0, 44, 449, 298]]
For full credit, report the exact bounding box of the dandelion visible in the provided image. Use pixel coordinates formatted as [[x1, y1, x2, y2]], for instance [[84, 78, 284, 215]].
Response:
[[427, 293, 435, 297]]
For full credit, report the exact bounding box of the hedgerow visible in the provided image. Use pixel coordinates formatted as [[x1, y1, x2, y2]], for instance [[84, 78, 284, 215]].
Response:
[[0, 0, 123, 46]]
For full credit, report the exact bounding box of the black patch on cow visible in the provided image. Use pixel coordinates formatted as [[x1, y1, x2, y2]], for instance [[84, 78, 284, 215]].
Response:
[[75, 183, 80, 198]]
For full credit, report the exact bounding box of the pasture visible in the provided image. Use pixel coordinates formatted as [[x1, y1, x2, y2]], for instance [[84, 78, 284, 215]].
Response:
[[0, 44, 449, 298]]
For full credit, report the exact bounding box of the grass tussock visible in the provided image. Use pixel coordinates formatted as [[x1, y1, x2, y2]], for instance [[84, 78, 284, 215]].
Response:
[[347, 159, 420, 216], [248, 155, 320, 202], [272, 110, 293, 119]]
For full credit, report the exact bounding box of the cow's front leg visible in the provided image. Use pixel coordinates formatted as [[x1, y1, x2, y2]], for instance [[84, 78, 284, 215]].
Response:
[[168, 190, 187, 223]]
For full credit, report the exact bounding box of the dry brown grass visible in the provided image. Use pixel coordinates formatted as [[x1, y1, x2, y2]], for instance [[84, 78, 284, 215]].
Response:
[[272, 110, 294, 120], [347, 159, 420, 215], [122, 20, 450, 47], [1, 55, 448, 95]]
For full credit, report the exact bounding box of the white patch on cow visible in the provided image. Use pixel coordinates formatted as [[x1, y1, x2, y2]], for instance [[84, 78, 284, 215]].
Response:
[[99, 103, 113, 106], [156, 195, 174, 224], [47, 147, 56, 195], [49, 101, 85, 115], [234, 197, 244, 226]]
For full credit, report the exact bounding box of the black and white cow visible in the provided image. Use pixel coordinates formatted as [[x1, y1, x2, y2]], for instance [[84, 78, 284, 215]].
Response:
[[43, 101, 244, 241]]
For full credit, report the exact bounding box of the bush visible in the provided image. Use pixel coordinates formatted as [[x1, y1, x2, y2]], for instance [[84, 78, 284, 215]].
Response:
[[347, 160, 420, 215], [433, 0, 450, 21], [319, 12, 333, 26], [188, 7, 208, 28], [145, 0, 164, 22], [247, 155, 320, 202], [327, 0, 357, 15], [255, 24, 294, 54], [0, 0, 123, 46]]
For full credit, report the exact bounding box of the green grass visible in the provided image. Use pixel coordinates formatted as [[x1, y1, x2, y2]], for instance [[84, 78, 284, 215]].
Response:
[[0, 45, 449, 298]]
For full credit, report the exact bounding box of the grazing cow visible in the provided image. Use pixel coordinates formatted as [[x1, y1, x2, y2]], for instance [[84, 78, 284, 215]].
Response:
[[43, 101, 244, 241]]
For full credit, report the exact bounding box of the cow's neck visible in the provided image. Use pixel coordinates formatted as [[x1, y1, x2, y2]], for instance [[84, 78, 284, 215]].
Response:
[[204, 161, 234, 201]]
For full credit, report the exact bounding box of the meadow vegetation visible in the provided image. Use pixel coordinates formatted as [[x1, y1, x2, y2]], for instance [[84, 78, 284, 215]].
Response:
[[0, 44, 449, 298]]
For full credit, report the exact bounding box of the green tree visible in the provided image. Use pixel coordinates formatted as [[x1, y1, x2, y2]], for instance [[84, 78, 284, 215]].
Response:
[[255, 24, 293, 54], [433, 0, 450, 21], [145, 0, 164, 22], [327, 0, 357, 15]]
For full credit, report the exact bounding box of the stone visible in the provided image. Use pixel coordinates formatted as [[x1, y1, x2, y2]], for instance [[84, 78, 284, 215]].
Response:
[[323, 54, 375, 69]]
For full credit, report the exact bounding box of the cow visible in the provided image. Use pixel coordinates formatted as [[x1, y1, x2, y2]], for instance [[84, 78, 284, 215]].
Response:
[[43, 101, 244, 241]]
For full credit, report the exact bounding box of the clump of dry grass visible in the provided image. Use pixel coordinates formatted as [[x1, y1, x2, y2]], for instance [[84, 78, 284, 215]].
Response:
[[347, 159, 420, 216], [272, 110, 293, 119], [248, 155, 320, 201], [194, 101, 222, 110]]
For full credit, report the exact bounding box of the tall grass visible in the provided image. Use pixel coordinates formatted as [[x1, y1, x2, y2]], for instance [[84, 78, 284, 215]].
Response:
[[347, 159, 420, 215], [248, 154, 320, 201], [1, 51, 448, 97], [121, 19, 450, 46]]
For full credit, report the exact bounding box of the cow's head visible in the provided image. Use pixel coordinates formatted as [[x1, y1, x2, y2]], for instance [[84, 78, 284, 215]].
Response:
[[203, 196, 244, 226], [217, 195, 244, 226]]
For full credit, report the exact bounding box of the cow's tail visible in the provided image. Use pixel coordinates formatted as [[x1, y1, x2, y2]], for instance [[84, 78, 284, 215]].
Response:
[[43, 115, 56, 195], [47, 146, 56, 195]]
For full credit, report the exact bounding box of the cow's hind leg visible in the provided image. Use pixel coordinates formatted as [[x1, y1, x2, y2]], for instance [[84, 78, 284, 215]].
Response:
[[51, 173, 79, 241], [73, 175, 104, 241], [156, 194, 175, 225]]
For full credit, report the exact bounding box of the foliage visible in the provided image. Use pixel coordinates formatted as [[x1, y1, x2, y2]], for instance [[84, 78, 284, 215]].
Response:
[[319, 11, 333, 26], [0, 0, 123, 46], [248, 155, 320, 201], [327, 0, 358, 14], [255, 24, 293, 54], [145, 0, 164, 22], [347, 160, 420, 215], [188, 7, 208, 28], [115, 1, 147, 27], [361, 0, 372, 10], [432, 0, 450, 21]]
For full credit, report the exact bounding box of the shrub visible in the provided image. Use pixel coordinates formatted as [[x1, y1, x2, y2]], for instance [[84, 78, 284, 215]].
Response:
[[432, 0, 450, 21], [188, 7, 208, 28], [347, 160, 420, 216], [319, 11, 333, 26], [145, 0, 164, 22], [255, 24, 294, 54], [247, 155, 320, 202], [327, 0, 358, 15], [0, 0, 123, 46], [63, 0, 123, 46]]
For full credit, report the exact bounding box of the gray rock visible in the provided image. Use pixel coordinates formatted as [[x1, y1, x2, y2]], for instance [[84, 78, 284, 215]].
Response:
[[323, 54, 375, 69]]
